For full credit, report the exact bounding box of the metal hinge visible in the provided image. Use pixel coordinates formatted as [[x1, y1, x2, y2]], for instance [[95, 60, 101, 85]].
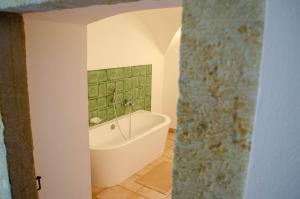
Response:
[[36, 176, 42, 191]]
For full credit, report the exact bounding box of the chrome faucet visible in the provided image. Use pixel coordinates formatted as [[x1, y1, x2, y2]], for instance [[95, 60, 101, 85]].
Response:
[[124, 99, 134, 107]]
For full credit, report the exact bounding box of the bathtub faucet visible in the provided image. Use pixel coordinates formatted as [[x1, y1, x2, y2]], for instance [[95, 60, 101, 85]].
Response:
[[124, 99, 134, 107]]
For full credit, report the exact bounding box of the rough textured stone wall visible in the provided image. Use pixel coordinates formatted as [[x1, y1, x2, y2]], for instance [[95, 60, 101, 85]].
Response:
[[173, 0, 265, 198], [0, 13, 38, 199]]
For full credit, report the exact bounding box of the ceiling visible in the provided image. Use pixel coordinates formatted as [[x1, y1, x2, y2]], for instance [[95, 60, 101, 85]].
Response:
[[23, 0, 182, 54], [133, 7, 182, 54], [23, 0, 181, 25]]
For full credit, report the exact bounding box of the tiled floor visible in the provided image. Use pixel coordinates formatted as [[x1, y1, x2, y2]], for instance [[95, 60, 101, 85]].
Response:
[[92, 130, 175, 199]]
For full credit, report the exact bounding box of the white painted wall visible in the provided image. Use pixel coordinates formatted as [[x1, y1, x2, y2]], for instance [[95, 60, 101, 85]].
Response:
[[133, 7, 182, 54], [24, 19, 91, 199], [245, 1, 300, 198], [162, 29, 180, 129], [87, 13, 165, 112]]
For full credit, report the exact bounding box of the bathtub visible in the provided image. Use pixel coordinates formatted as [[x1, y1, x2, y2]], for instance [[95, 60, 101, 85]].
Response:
[[89, 110, 171, 187]]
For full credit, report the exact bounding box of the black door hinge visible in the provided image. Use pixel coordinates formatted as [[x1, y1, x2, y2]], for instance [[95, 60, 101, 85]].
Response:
[[36, 176, 42, 191]]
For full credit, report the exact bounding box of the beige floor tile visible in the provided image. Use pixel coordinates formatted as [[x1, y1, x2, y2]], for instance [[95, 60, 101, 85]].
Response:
[[128, 192, 147, 199], [96, 186, 133, 199], [120, 174, 143, 192], [163, 148, 174, 160], [168, 128, 176, 134], [136, 164, 155, 176], [165, 139, 174, 149], [167, 132, 175, 141], [136, 186, 166, 199], [136, 161, 172, 195], [163, 155, 173, 162], [92, 186, 106, 198]]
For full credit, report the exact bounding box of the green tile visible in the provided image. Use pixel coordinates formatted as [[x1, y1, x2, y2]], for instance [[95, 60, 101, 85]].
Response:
[[133, 98, 145, 111], [98, 83, 107, 97], [88, 71, 98, 84], [124, 78, 132, 91], [145, 106, 151, 111], [116, 93, 124, 104], [124, 67, 132, 78], [107, 82, 116, 95], [132, 66, 140, 77], [133, 102, 139, 112], [89, 98, 98, 111], [98, 70, 107, 82], [98, 97, 107, 110], [139, 87, 146, 98], [139, 65, 147, 76], [139, 98, 145, 108], [107, 108, 115, 120], [98, 110, 107, 122], [132, 77, 139, 88], [132, 88, 139, 99], [107, 95, 113, 107], [89, 110, 98, 121], [116, 80, 124, 92], [125, 106, 133, 114], [107, 68, 124, 80], [145, 97, 151, 107], [116, 104, 125, 116], [106, 93, 123, 107], [146, 75, 152, 86], [88, 65, 152, 124], [88, 84, 98, 98], [146, 65, 152, 75], [146, 86, 151, 96], [139, 76, 146, 87], [124, 91, 132, 101]]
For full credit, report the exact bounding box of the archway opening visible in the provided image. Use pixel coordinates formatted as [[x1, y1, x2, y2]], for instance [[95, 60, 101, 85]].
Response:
[[23, 3, 182, 198]]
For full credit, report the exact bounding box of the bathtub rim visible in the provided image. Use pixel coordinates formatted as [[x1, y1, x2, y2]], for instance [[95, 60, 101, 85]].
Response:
[[89, 110, 171, 151]]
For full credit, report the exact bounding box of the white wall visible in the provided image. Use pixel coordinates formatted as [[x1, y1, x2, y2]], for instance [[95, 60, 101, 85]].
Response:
[[245, 1, 300, 198], [24, 19, 91, 199], [87, 13, 165, 112], [162, 29, 180, 129]]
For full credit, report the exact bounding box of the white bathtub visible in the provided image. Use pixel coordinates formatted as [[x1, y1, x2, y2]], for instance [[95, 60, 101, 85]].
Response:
[[89, 110, 171, 187]]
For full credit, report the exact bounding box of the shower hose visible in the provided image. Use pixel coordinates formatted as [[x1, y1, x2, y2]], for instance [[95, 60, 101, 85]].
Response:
[[112, 92, 132, 141]]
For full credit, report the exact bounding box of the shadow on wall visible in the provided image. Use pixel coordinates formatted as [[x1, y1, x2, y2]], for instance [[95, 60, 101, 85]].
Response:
[[162, 28, 181, 129]]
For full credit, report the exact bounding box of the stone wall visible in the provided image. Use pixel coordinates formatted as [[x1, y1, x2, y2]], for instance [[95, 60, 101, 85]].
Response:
[[173, 0, 265, 198], [0, 13, 38, 199]]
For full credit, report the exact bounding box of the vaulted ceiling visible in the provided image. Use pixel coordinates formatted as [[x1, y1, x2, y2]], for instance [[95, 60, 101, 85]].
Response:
[[23, 0, 181, 24], [133, 7, 181, 54], [23, 1, 182, 54]]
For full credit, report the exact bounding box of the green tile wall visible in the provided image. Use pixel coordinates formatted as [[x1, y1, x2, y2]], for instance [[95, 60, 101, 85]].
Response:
[[88, 65, 152, 126]]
